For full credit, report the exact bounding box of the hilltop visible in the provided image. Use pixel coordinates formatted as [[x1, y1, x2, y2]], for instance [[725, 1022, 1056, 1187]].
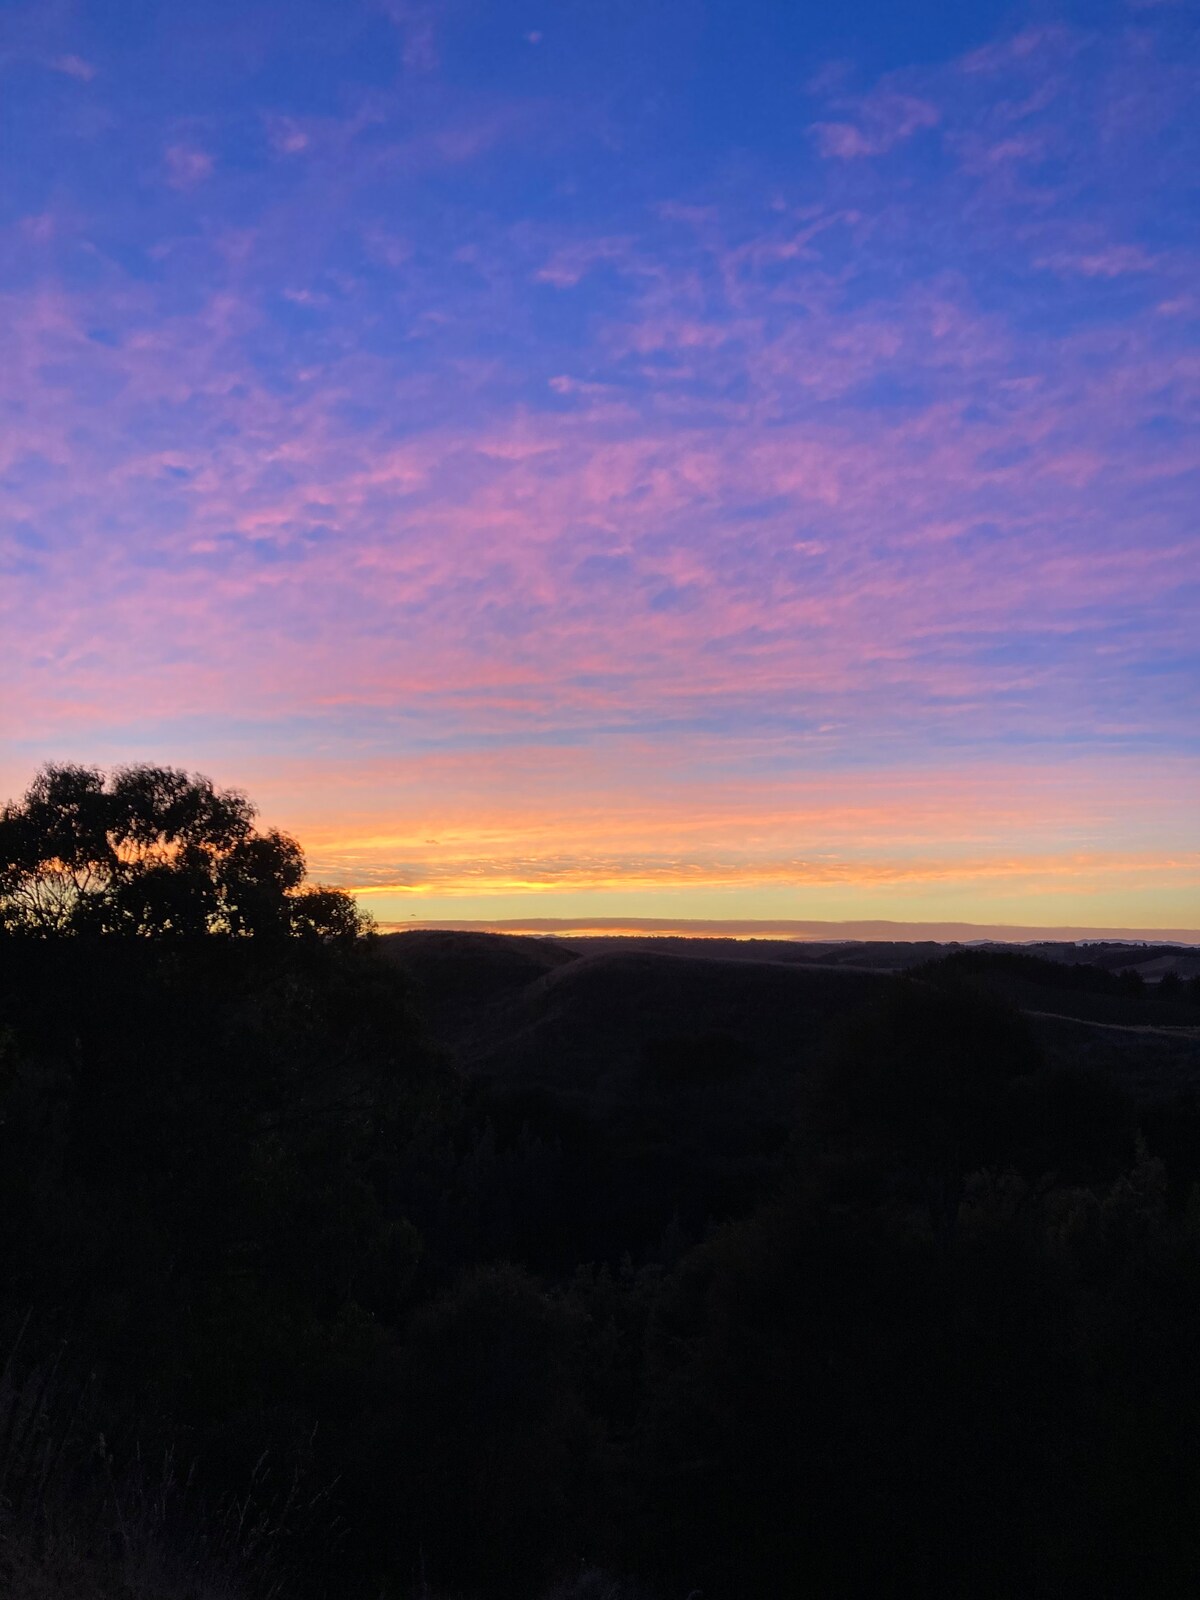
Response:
[[380, 929, 1200, 1100]]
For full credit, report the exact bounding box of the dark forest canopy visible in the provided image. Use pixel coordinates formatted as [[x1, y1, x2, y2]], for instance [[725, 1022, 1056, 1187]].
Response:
[[0, 763, 365, 939]]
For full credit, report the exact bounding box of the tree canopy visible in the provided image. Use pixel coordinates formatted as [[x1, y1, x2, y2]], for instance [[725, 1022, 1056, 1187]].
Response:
[[0, 763, 366, 939]]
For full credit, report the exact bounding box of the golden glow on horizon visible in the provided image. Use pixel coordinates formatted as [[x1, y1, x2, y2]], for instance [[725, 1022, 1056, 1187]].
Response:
[[234, 750, 1200, 929], [340, 850, 1199, 898], [0, 751, 1176, 931]]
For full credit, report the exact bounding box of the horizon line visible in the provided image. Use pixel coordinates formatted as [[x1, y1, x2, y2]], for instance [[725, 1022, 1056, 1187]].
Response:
[[375, 917, 1200, 946]]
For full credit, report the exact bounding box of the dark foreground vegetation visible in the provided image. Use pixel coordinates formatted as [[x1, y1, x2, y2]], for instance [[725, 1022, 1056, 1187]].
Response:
[[3, 769, 1200, 1598]]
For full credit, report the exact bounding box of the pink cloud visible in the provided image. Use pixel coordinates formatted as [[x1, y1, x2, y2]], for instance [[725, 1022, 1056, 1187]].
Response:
[[811, 92, 939, 159], [265, 115, 310, 155], [960, 26, 1078, 75], [1036, 244, 1160, 277], [51, 54, 95, 81], [163, 144, 214, 189], [363, 227, 412, 268], [19, 212, 57, 242], [378, 0, 438, 73], [953, 133, 1046, 176], [537, 237, 639, 287]]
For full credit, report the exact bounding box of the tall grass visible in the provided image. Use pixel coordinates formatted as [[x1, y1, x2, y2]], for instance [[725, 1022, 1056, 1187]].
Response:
[[0, 1310, 306, 1600]]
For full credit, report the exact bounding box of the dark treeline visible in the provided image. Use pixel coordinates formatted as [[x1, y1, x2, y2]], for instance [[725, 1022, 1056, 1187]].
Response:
[[919, 946, 1200, 1008], [2, 768, 1200, 1598]]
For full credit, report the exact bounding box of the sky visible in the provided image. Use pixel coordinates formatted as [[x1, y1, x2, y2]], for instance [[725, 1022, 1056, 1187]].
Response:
[[1, 0, 1198, 933]]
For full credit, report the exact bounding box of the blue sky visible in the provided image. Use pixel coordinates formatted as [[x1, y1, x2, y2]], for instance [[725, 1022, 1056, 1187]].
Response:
[[1, 0, 1198, 929]]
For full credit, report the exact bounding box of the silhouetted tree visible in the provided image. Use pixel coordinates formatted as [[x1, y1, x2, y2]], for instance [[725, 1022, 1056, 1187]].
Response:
[[0, 763, 365, 939]]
